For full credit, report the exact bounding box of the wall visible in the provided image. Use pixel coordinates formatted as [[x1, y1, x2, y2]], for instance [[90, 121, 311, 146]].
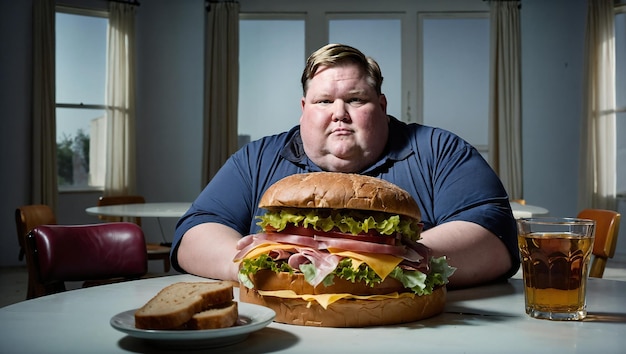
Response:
[[1, 0, 624, 268], [521, 0, 586, 218], [1, 0, 36, 267]]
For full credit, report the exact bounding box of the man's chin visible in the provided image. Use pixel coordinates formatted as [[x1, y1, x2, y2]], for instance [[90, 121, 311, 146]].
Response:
[[319, 151, 368, 173]]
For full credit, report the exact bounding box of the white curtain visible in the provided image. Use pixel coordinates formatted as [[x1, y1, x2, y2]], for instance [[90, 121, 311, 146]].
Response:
[[579, 0, 617, 210], [105, 2, 137, 196], [202, 1, 240, 186], [32, 0, 58, 210], [488, 1, 522, 200]]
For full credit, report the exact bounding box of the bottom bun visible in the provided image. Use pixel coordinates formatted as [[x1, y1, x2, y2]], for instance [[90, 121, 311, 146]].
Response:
[[239, 286, 446, 327]]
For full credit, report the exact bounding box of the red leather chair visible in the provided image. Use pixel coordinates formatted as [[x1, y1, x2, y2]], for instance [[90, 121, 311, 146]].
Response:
[[25, 222, 148, 299], [97, 195, 171, 272]]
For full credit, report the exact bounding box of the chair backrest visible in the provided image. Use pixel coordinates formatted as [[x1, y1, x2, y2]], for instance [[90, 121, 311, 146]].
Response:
[[577, 208, 621, 278], [25, 222, 148, 298], [15, 204, 57, 261], [97, 195, 145, 225]]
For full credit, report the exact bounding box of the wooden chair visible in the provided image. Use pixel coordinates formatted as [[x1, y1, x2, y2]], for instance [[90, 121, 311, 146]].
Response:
[[15, 204, 57, 299], [577, 209, 621, 278], [97, 195, 171, 272], [25, 223, 148, 299]]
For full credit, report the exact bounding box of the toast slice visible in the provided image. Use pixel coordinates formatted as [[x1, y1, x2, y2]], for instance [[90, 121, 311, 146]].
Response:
[[185, 301, 239, 329], [134, 281, 234, 330]]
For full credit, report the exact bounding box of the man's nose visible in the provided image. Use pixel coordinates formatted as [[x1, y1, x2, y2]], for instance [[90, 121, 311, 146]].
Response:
[[331, 101, 349, 122]]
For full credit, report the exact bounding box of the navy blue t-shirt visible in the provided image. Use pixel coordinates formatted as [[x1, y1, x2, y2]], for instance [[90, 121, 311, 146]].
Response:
[[172, 117, 520, 278]]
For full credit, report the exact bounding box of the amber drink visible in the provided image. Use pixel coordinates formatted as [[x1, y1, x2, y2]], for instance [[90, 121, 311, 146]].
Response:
[[517, 218, 595, 320]]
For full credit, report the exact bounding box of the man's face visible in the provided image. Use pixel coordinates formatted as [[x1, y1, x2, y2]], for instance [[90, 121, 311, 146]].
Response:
[[299, 63, 388, 172]]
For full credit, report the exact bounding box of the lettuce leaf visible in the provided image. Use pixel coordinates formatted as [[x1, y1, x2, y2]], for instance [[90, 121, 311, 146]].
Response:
[[258, 208, 421, 241], [238, 253, 456, 295]]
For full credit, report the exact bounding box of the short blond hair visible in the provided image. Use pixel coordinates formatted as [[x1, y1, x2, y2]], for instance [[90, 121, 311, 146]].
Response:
[[301, 43, 383, 96]]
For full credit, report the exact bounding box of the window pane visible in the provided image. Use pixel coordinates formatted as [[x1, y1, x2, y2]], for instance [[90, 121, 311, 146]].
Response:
[[56, 12, 107, 104], [238, 20, 305, 143], [56, 108, 105, 187], [329, 19, 402, 120], [422, 17, 489, 148]]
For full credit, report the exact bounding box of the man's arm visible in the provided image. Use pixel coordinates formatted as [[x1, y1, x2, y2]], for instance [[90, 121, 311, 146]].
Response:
[[419, 220, 513, 289], [177, 222, 242, 281], [176, 219, 512, 287]]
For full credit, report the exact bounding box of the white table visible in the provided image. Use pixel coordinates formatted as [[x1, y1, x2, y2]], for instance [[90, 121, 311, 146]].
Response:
[[86, 202, 191, 243], [510, 201, 549, 219], [85, 202, 191, 219], [0, 274, 623, 353]]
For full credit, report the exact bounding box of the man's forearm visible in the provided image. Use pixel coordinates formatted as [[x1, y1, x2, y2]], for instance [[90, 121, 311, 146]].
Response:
[[177, 223, 242, 281], [419, 220, 513, 289]]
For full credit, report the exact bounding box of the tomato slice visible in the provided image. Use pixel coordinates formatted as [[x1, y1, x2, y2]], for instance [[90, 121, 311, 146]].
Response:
[[266, 224, 399, 246]]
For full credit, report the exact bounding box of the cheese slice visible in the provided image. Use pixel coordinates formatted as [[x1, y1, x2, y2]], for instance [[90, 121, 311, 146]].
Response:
[[257, 289, 415, 309], [327, 248, 402, 281], [238, 242, 403, 281]]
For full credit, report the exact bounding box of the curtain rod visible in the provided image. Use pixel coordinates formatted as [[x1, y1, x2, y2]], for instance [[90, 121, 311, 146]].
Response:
[[109, 0, 141, 6], [206, 0, 238, 12]]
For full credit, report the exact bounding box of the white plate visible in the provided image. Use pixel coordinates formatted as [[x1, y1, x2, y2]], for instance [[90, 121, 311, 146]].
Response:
[[110, 302, 275, 348]]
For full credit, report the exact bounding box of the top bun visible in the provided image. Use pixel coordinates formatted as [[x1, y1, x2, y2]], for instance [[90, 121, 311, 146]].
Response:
[[259, 172, 421, 221]]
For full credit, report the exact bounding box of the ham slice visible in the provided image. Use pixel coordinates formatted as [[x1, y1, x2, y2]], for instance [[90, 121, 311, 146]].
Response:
[[234, 232, 430, 276], [313, 235, 424, 263], [287, 248, 342, 287]]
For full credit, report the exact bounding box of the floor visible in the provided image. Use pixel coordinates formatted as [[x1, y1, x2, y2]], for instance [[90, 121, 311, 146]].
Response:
[[1, 257, 625, 309]]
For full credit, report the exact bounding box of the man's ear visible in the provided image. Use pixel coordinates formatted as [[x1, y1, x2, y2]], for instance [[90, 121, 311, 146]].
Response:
[[379, 94, 388, 113]]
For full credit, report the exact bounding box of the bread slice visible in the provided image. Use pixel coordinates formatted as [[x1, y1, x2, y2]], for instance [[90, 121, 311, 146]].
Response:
[[134, 281, 233, 330], [185, 301, 239, 329]]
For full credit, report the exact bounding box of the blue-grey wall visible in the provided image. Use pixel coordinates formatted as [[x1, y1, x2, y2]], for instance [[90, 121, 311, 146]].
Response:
[[2, 0, 624, 267]]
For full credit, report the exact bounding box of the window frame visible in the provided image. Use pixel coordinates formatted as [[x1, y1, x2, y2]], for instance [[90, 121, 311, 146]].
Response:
[[55, 5, 109, 192]]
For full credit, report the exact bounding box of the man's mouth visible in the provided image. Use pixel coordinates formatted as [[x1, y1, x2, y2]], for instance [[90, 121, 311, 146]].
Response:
[[331, 128, 354, 135]]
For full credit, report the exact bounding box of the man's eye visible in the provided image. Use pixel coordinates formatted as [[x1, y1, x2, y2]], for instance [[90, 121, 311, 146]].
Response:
[[349, 98, 364, 104], [317, 99, 332, 104]]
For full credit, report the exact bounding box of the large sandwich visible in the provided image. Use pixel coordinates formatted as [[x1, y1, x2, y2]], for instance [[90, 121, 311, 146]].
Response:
[[234, 172, 455, 327]]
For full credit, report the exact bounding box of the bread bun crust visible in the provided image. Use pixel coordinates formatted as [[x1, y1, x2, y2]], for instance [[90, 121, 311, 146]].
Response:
[[250, 269, 405, 295], [259, 172, 421, 221], [239, 283, 446, 327]]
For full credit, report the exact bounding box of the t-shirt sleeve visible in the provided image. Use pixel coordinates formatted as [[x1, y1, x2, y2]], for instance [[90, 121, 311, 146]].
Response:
[[170, 148, 257, 272], [412, 127, 520, 279]]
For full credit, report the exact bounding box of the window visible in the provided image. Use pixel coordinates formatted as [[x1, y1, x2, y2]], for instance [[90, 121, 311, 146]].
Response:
[[56, 8, 107, 190], [420, 14, 490, 160], [237, 3, 491, 162], [238, 18, 305, 144]]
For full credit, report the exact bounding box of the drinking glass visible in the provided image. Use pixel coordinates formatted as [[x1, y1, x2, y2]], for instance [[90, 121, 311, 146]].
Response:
[[517, 217, 595, 320]]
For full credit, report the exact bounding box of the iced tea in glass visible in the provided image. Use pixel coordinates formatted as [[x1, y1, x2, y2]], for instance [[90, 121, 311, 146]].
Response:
[[517, 217, 595, 320]]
